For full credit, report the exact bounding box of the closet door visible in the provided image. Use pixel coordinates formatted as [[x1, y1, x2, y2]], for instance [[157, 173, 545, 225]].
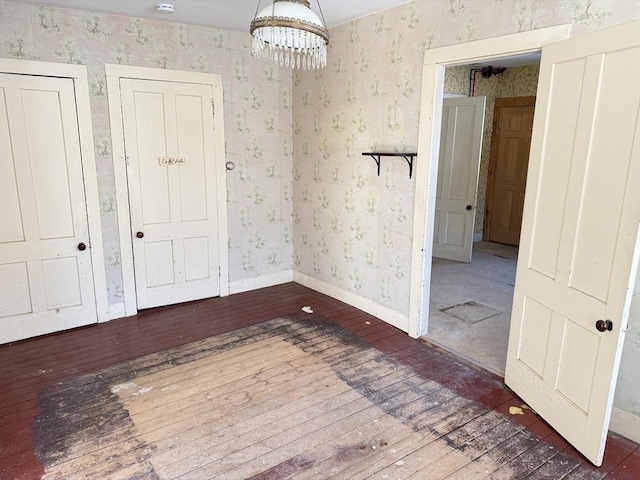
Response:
[[119, 78, 220, 309], [0, 74, 97, 343]]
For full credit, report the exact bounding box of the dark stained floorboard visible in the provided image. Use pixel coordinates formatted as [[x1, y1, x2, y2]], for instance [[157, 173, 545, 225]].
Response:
[[0, 283, 637, 479]]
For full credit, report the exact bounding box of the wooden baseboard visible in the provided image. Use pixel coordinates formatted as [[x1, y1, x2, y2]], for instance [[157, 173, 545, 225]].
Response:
[[229, 270, 293, 295], [107, 302, 126, 321], [610, 406, 640, 444], [292, 271, 409, 333]]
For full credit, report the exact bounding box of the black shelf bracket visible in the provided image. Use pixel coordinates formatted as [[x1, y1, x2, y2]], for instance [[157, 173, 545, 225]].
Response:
[[362, 152, 417, 179]]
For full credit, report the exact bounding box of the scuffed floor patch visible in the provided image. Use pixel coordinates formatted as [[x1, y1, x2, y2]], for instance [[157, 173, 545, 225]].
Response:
[[33, 316, 537, 479]]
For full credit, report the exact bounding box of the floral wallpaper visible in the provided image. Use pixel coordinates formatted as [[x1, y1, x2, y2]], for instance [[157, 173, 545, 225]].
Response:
[[291, 0, 639, 418], [293, 0, 639, 317], [445, 64, 540, 234], [0, 0, 293, 305], [1, 0, 638, 422]]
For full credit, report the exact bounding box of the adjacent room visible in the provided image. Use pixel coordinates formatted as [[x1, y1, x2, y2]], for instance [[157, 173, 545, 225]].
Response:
[[1, 0, 639, 478], [427, 59, 539, 376]]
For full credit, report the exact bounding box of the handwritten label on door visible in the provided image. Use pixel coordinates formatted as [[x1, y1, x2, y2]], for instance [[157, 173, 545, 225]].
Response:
[[158, 157, 185, 166]]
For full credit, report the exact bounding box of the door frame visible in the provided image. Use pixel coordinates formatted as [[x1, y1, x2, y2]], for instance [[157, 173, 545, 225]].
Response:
[[483, 95, 536, 244], [408, 25, 571, 338], [0, 58, 109, 322], [105, 65, 229, 317]]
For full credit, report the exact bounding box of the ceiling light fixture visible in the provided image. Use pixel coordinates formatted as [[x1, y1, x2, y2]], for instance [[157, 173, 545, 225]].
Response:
[[155, 3, 174, 14], [250, 0, 330, 70]]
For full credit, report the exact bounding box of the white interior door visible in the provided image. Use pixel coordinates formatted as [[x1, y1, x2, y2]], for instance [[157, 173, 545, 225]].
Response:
[[433, 96, 485, 262], [0, 74, 97, 343], [505, 20, 640, 466], [120, 78, 220, 309]]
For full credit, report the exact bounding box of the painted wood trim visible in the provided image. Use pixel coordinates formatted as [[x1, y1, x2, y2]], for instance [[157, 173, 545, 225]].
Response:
[[293, 271, 409, 333], [409, 62, 444, 339], [423, 25, 572, 66], [229, 270, 293, 295], [104, 64, 222, 86], [105, 66, 230, 314], [610, 406, 640, 444], [0, 59, 109, 323], [212, 83, 230, 297], [108, 302, 126, 321], [106, 75, 137, 317], [0, 58, 87, 78], [409, 24, 571, 338], [72, 74, 109, 323]]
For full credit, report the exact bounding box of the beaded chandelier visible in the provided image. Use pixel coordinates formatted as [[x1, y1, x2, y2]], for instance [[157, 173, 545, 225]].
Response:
[[250, 0, 330, 70]]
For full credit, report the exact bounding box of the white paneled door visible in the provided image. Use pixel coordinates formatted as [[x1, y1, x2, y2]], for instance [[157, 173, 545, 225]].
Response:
[[433, 96, 485, 263], [120, 79, 220, 309], [0, 74, 97, 343], [505, 20, 640, 466]]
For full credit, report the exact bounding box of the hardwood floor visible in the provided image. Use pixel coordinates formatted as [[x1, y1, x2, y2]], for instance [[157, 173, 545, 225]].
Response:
[[0, 283, 637, 479]]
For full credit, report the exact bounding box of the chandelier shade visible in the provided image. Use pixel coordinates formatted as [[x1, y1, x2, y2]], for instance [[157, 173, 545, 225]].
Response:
[[250, 0, 330, 70]]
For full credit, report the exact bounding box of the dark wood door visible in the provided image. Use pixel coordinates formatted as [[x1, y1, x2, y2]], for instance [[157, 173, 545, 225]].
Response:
[[484, 97, 535, 246]]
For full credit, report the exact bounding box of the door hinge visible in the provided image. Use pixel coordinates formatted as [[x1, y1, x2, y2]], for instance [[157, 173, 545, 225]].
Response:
[[211, 98, 215, 119], [125, 155, 130, 166]]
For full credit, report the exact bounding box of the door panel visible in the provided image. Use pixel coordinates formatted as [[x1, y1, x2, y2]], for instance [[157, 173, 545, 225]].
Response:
[[176, 94, 208, 222], [433, 96, 485, 262], [0, 263, 30, 317], [485, 97, 535, 246], [43, 257, 82, 308], [505, 21, 640, 466], [184, 237, 209, 281], [0, 73, 97, 343], [120, 79, 220, 309]]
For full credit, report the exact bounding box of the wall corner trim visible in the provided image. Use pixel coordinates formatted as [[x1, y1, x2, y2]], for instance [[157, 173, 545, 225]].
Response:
[[293, 271, 410, 334]]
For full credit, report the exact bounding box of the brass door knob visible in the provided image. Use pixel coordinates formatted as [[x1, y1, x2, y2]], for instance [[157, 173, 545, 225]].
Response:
[[136, 231, 144, 239]]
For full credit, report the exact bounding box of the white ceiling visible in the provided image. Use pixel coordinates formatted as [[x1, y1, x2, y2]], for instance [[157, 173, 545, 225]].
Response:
[[10, 0, 412, 31]]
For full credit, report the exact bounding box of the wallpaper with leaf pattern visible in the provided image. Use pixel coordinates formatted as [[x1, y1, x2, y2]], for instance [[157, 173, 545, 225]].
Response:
[[291, 0, 639, 418], [293, 0, 639, 317], [0, 0, 293, 305], [1, 0, 638, 418]]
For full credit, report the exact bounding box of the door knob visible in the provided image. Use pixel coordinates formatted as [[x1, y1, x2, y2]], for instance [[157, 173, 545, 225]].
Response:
[[136, 231, 144, 239], [77, 242, 86, 251], [595, 319, 613, 332], [466, 205, 473, 211]]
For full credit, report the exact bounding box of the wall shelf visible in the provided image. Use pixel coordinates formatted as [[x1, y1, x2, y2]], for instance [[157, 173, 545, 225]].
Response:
[[362, 152, 417, 179]]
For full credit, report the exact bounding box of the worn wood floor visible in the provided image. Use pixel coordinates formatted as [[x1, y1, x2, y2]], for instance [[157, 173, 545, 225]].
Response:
[[1, 283, 638, 479]]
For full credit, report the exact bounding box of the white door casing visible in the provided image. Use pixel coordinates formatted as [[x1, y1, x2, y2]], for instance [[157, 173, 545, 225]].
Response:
[[504, 20, 640, 466], [106, 65, 229, 315], [433, 96, 485, 263], [410, 24, 571, 339], [0, 61, 107, 343]]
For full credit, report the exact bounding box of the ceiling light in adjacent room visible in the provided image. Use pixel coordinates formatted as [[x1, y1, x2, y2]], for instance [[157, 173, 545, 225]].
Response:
[[250, 0, 330, 70]]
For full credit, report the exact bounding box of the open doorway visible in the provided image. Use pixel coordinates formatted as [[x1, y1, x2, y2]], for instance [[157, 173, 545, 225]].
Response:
[[425, 59, 540, 376]]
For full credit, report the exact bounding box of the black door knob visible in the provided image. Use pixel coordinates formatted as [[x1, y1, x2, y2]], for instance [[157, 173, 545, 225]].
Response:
[[466, 205, 473, 211], [136, 231, 144, 239], [595, 319, 613, 332], [77, 242, 86, 251]]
